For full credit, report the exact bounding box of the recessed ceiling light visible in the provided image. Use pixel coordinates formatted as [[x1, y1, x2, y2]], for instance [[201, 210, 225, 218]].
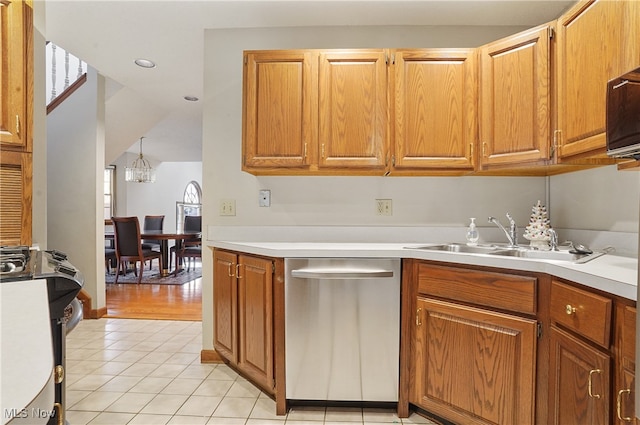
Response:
[[183, 96, 199, 102], [134, 58, 156, 69]]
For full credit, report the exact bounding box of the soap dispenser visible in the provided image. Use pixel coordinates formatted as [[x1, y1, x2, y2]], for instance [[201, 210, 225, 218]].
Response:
[[466, 218, 479, 246]]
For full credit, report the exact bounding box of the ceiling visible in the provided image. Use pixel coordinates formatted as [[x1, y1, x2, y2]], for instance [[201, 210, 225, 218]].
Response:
[[43, 0, 575, 164]]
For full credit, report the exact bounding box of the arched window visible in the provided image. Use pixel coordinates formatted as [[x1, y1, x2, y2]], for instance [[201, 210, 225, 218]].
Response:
[[176, 181, 202, 231], [183, 180, 202, 204]]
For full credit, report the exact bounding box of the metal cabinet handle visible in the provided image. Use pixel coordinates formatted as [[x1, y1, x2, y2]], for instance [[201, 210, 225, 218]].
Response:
[[588, 369, 602, 399], [416, 308, 422, 326], [617, 389, 632, 422], [236, 264, 242, 279], [227, 263, 235, 277], [565, 304, 576, 315]]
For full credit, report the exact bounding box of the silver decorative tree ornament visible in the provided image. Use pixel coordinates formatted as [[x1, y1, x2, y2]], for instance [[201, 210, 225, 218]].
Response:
[[523, 200, 551, 250]]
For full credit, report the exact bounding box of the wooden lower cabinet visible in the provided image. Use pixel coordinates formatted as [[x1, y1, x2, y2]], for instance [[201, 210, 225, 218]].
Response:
[[548, 326, 611, 425], [212, 250, 275, 392], [404, 262, 636, 425], [213, 250, 238, 362], [412, 297, 537, 425], [614, 304, 636, 424], [237, 254, 274, 391]]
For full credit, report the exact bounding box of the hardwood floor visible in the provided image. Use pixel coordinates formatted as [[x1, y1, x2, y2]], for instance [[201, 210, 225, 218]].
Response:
[[105, 276, 202, 321]]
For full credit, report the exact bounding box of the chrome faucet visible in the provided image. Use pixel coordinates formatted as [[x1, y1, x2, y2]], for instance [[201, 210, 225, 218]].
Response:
[[488, 213, 518, 248], [548, 228, 558, 251]]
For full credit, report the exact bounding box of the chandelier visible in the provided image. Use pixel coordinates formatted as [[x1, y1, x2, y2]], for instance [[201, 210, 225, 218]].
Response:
[[125, 137, 156, 183]]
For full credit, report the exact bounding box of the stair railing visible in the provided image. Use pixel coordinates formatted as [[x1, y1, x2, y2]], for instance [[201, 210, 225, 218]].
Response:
[[46, 42, 87, 113]]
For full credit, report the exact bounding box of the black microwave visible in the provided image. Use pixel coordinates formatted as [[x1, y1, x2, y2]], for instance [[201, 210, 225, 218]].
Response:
[[606, 67, 640, 158]]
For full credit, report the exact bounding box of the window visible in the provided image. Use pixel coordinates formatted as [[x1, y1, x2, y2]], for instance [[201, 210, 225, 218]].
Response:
[[183, 180, 202, 204], [176, 181, 202, 231], [104, 166, 115, 219]]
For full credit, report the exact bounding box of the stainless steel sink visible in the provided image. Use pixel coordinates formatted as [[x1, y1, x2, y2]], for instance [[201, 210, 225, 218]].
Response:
[[488, 248, 605, 263], [405, 243, 605, 263], [405, 243, 501, 254]]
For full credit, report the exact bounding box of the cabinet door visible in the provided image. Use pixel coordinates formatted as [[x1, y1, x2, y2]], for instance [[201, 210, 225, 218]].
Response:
[[480, 24, 550, 168], [549, 326, 611, 425], [243, 50, 317, 170], [0, 0, 30, 151], [0, 150, 31, 246], [237, 255, 274, 391], [212, 250, 238, 363], [615, 305, 635, 424], [318, 50, 387, 169], [412, 297, 537, 425], [556, 0, 626, 159], [392, 49, 476, 172]]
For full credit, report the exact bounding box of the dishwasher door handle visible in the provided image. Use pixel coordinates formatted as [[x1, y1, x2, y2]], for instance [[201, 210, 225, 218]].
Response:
[[291, 268, 394, 279]]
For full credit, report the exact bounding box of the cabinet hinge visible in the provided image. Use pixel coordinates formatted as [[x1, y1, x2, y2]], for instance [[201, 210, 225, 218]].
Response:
[[244, 55, 248, 65], [537, 322, 543, 338], [548, 27, 554, 39], [391, 155, 396, 166], [272, 263, 275, 273]]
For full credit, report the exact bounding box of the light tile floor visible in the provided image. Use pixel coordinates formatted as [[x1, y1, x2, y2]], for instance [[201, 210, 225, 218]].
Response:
[[66, 318, 437, 425]]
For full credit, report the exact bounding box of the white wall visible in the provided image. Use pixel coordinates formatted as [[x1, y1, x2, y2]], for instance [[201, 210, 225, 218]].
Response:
[[47, 67, 106, 309], [111, 155, 202, 233], [32, 2, 47, 248], [550, 165, 640, 233]]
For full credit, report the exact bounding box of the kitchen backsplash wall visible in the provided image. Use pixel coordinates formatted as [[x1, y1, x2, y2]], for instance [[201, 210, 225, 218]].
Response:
[[550, 165, 640, 233]]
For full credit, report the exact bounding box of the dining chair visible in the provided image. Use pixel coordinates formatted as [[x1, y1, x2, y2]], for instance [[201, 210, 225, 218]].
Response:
[[142, 215, 164, 269], [172, 215, 202, 271], [111, 216, 162, 284], [142, 215, 164, 250]]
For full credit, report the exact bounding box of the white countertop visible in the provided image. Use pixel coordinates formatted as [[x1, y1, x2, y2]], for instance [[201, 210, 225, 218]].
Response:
[[1, 279, 54, 424], [208, 241, 638, 301]]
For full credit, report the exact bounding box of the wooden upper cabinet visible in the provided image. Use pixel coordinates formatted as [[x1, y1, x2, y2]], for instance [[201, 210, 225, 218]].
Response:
[[318, 50, 387, 170], [0, 0, 32, 246], [0, 150, 32, 246], [479, 24, 551, 169], [556, 0, 627, 160], [624, 0, 640, 74], [391, 49, 476, 173], [0, 0, 31, 152], [242, 50, 317, 172]]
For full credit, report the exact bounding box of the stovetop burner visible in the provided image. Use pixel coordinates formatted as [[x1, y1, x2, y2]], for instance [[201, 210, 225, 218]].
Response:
[[0, 245, 36, 279]]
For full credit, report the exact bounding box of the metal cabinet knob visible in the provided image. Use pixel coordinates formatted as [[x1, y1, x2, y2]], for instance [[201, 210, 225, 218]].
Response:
[[565, 304, 576, 315]]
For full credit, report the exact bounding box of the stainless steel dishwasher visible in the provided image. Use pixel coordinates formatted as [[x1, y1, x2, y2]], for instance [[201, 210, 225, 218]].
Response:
[[285, 258, 400, 402]]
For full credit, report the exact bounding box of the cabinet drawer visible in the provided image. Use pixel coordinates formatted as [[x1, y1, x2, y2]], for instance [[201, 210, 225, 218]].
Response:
[[550, 280, 612, 348], [417, 263, 536, 314]]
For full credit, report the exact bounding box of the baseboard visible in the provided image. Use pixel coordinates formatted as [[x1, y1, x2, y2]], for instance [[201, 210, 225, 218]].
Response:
[[201, 349, 224, 363], [77, 289, 107, 319]]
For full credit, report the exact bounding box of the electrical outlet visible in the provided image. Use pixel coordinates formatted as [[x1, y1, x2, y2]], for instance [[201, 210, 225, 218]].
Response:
[[259, 190, 271, 207], [376, 199, 392, 216], [219, 199, 236, 216]]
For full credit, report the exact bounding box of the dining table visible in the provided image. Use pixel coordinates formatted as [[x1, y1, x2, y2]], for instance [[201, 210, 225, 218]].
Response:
[[105, 230, 201, 277], [140, 230, 201, 277]]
